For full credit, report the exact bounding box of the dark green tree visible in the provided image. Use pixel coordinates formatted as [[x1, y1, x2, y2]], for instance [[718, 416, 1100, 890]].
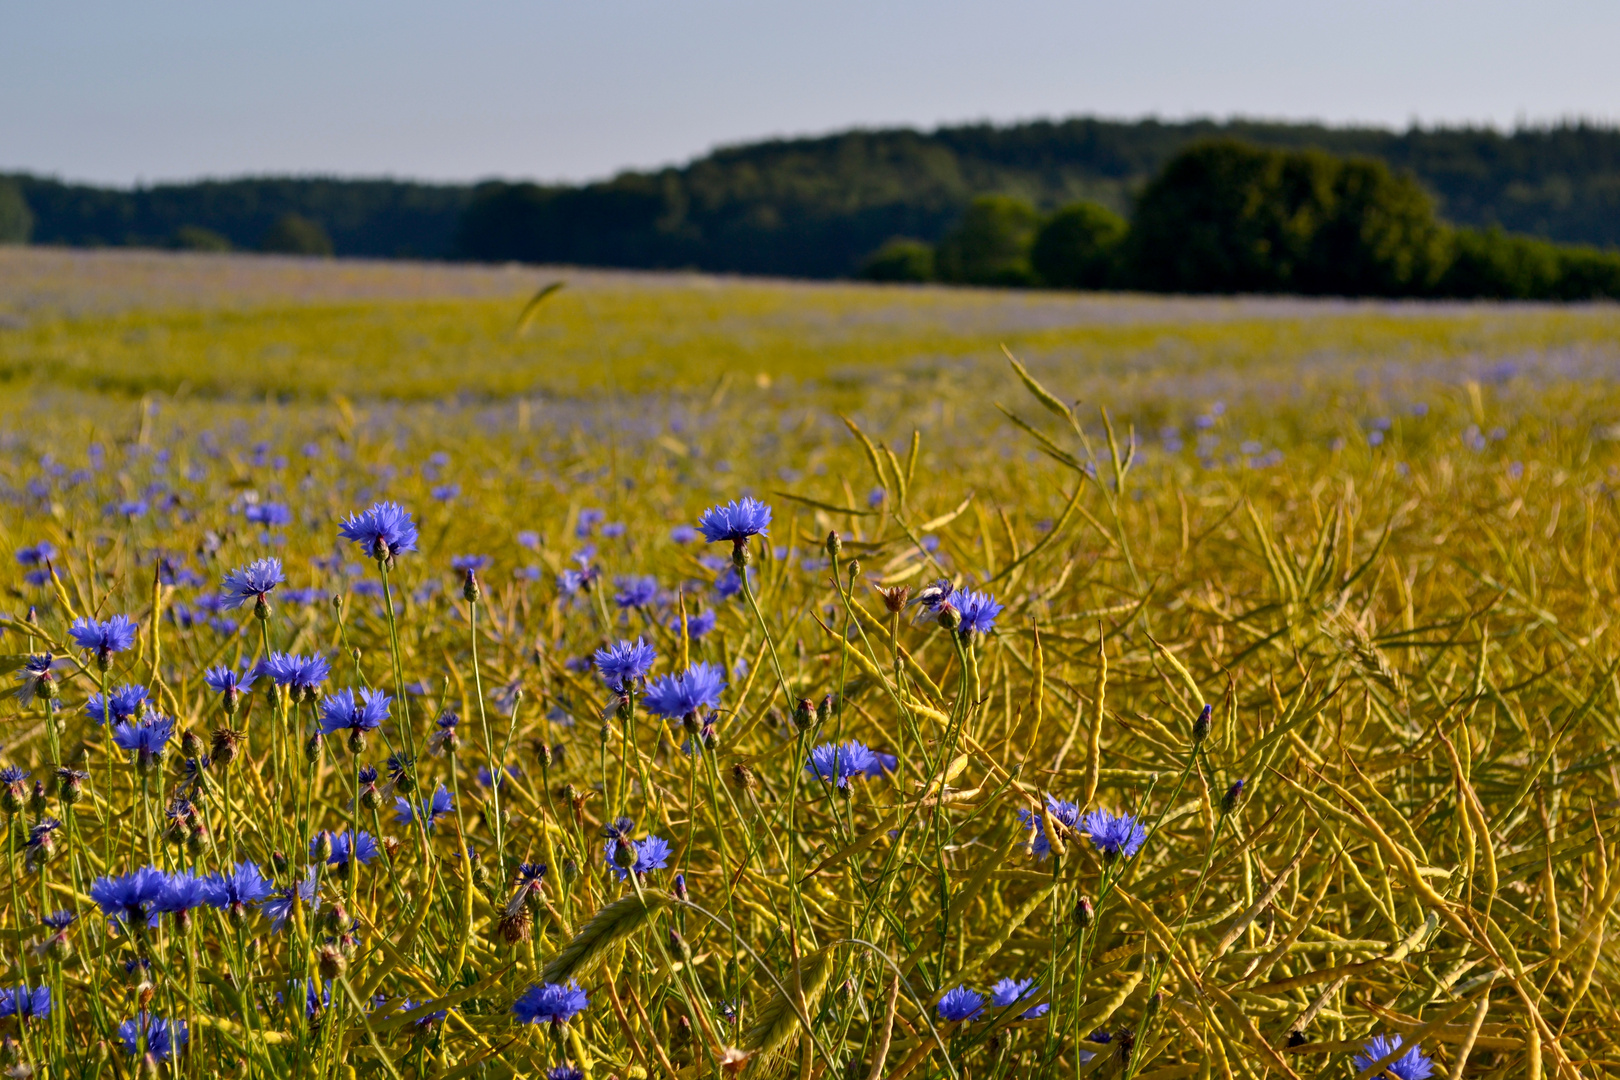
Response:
[[260, 213, 334, 256], [1297, 157, 1449, 295], [1437, 227, 1564, 299], [1030, 201, 1127, 288], [0, 181, 32, 245], [857, 238, 936, 282], [934, 195, 1040, 286]]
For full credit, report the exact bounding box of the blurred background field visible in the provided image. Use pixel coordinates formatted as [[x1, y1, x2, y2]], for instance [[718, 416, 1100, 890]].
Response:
[[5, 249, 1620, 1076]]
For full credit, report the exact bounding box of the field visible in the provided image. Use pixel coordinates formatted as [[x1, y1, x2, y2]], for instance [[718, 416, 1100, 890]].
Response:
[[2, 246, 1620, 1078]]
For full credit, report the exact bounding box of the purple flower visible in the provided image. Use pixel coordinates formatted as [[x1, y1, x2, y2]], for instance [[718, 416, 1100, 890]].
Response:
[[516, 530, 541, 550], [863, 750, 899, 778], [593, 638, 657, 694], [12, 653, 55, 705], [670, 608, 717, 639], [989, 977, 1048, 1019], [85, 684, 149, 726], [670, 525, 698, 544], [1081, 808, 1147, 860], [451, 554, 489, 573], [244, 503, 292, 527], [118, 1014, 186, 1061], [643, 662, 726, 720], [713, 567, 745, 600], [1353, 1035, 1435, 1079], [262, 868, 321, 932], [15, 543, 56, 567], [1017, 795, 1082, 859], [69, 615, 138, 661], [112, 715, 175, 765], [950, 588, 1003, 635], [203, 663, 256, 697], [318, 688, 390, 737], [219, 557, 285, 610], [513, 981, 589, 1025], [314, 830, 378, 869], [937, 986, 984, 1023], [152, 871, 210, 919], [90, 868, 167, 928], [0, 984, 51, 1021], [613, 575, 658, 609], [696, 497, 772, 544], [395, 785, 454, 830], [602, 833, 672, 882], [807, 741, 876, 788], [546, 1066, 586, 1080], [338, 501, 419, 560], [259, 652, 330, 694], [201, 862, 273, 916], [575, 509, 605, 538]]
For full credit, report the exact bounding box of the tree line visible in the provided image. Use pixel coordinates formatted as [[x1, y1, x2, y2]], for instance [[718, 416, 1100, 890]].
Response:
[[859, 140, 1620, 299], [4, 116, 1620, 298]]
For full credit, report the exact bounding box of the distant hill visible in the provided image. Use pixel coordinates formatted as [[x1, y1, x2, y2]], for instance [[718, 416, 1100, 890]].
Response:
[[7, 116, 1620, 277]]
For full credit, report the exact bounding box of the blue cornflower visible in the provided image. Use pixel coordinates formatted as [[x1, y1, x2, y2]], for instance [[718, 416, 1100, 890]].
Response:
[[338, 501, 419, 561], [244, 503, 292, 527], [90, 868, 167, 928], [670, 525, 698, 544], [203, 662, 256, 705], [613, 575, 658, 609], [950, 589, 1003, 635], [318, 688, 390, 738], [642, 662, 726, 720], [112, 715, 175, 769], [1354, 1035, 1435, 1080], [575, 509, 605, 538], [713, 567, 745, 600], [152, 871, 211, 922], [85, 684, 149, 726], [13, 653, 55, 706], [0, 765, 29, 787], [262, 868, 321, 932], [671, 608, 717, 639], [593, 638, 657, 694], [202, 862, 273, 917], [451, 554, 489, 573], [697, 497, 772, 544], [287, 979, 332, 1018], [395, 784, 455, 830], [119, 1014, 187, 1061], [393, 998, 448, 1028], [1082, 808, 1147, 860], [219, 557, 285, 610], [0, 984, 49, 1022], [513, 981, 589, 1025], [478, 764, 519, 788], [41, 910, 76, 932], [259, 652, 331, 695], [546, 1066, 586, 1080], [602, 834, 672, 883], [15, 543, 56, 566], [516, 530, 541, 550], [431, 484, 460, 502], [69, 615, 138, 663], [937, 986, 984, 1023], [1017, 795, 1083, 859], [315, 830, 379, 869], [989, 977, 1048, 1019], [807, 741, 877, 788], [863, 750, 899, 778]]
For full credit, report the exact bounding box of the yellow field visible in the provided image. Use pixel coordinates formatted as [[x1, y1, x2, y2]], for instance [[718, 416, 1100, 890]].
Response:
[[0, 247, 1618, 1078]]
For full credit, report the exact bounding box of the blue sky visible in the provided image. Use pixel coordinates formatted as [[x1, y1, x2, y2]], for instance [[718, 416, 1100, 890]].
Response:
[[6, 1, 1619, 186]]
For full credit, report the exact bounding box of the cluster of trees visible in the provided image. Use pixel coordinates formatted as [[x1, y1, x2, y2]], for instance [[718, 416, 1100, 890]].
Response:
[[6, 117, 1620, 299], [860, 141, 1620, 300]]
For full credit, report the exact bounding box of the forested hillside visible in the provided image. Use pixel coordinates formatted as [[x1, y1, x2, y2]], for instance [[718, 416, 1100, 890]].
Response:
[[5, 117, 1620, 278]]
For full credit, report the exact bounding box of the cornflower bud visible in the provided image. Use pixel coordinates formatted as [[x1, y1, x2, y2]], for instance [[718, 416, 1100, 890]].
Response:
[[180, 729, 203, 760], [312, 831, 333, 864], [186, 822, 207, 859], [211, 727, 243, 767], [1192, 703, 1212, 744], [463, 569, 481, 603], [317, 944, 346, 980], [825, 531, 842, 558], [879, 585, 911, 614], [792, 698, 815, 731], [536, 742, 553, 769], [1221, 778, 1246, 815], [1073, 896, 1094, 930], [305, 732, 323, 764], [731, 762, 756, 792], [937, 602, 961, 632], [27, 781, 47, 817], [817, 694, 836, 725]]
